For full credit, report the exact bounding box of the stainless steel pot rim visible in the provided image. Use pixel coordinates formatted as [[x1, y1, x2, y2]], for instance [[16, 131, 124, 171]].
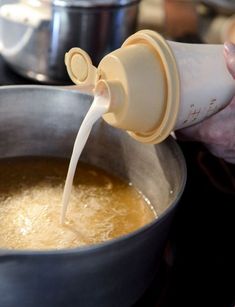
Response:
[[51, 0, 140, 8]]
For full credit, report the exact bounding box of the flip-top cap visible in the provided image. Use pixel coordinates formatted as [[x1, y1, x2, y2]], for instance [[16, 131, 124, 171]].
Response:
[[65, 48, 98, 88]]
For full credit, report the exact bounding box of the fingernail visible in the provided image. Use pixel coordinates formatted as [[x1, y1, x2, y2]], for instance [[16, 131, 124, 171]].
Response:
[[224, 42, 235, 55]]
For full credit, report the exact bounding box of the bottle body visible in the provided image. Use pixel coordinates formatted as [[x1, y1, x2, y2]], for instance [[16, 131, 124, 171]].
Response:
[[169, 41, 235, 130]]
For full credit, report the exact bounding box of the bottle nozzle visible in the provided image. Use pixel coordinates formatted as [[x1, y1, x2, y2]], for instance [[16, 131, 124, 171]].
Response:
[[94, 80, 125, 114]]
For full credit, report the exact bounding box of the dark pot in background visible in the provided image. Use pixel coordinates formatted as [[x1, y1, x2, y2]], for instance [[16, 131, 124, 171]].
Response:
[[0, 0, 140, 83]]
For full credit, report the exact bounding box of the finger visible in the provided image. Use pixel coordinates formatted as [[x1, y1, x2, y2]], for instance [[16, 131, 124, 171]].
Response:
[[176, 96, 235, 144], [205, 143, 235, 164], [175, 122, 203, 142], [224, 42, 235, 79]]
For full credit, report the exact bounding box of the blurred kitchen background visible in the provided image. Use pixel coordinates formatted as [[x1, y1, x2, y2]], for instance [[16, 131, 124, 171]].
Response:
[[1, 0, 235, 84], [0, 1, 235, 307], [139, 0, 235, 44]]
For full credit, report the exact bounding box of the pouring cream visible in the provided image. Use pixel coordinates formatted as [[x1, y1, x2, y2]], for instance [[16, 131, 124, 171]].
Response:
[[61, 89, 109, 223]]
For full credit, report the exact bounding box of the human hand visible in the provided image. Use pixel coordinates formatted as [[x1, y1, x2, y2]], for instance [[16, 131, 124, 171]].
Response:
[[176, 42, 235, 164]]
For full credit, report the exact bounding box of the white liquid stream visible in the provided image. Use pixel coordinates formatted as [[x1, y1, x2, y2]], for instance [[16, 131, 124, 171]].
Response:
[[61, 95, 109, 224]]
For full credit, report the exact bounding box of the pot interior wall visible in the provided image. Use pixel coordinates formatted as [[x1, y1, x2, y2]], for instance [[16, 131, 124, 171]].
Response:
[[0, 85, 185, 217]]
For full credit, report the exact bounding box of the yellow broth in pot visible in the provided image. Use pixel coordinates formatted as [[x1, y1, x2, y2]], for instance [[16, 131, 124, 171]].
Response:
[[0, 158, 156, 250]]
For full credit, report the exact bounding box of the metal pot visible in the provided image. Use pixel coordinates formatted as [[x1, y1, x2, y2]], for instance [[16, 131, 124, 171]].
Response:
[[0, 0, 139, 83], [0, 85, 186, 307], [202, 0, 235, 14]]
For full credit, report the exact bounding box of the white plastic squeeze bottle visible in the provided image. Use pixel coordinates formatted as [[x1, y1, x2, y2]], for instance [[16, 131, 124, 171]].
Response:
[[65, 30, 235, 144]]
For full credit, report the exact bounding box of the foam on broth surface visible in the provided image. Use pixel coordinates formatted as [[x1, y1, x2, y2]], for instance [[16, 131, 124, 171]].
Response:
[[0, 157, 156, 250]]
